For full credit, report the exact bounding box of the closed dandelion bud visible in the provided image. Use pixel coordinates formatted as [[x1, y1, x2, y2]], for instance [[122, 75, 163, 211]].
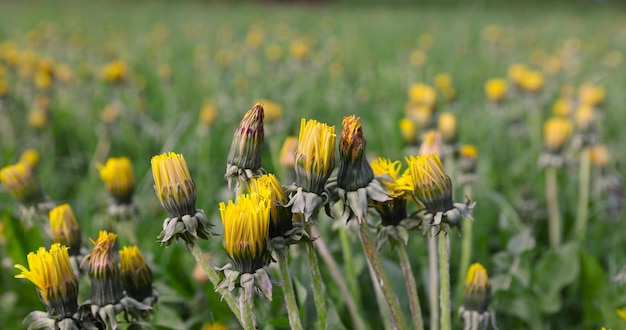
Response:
[[15, 244, 79, 319], [520, 70, 544, 93], [250, 174, 292, 238], [86, 231, 124, 307], [338, 115, 373, 191], [552, 98, 573, 117], [399, 118, 418, 145], [575, 105, 595, 133], [408, 83, 437, 108], [438, 112, 457, 145], [49, 204, 82, 255], [119, 246, 153, 302], [484, 78, 508, 103], [256, 99, 283, 125], [97, 157, 135, 205], [589, 144, 610, 169], [0, 162, 44, 205], [294, 118, 336, 194], [279, 136, 297, 172], [225, 103, 265, 189], [19, 148, 40, 170], [406, 153, 453, 214], [463, 263, 491, 313], [543, 117, 572, 153], [220, 192, 271, 274], [459, 145, 478, 174]]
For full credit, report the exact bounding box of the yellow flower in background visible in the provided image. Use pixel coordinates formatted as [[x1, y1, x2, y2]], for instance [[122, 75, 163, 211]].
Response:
[[28, 107, 48, 130], [435, 73, 455, 101], [151, 152, 196, 218], [34, 70, 52, 90], [399, 117, 417, 145], [101, 59, 128, 83], [97, 157, 135, 204], [578, 83, 606, 107], [460, 145, 478, 160], [19, 148, 40, 170], [589, 144, 610, 169], [575, 105, 595, 132], [101, 103, 120, 125], [418, 32, 434, 49], [294, 118, 336, 194], [246, 26, 264, 50], [438, 112, 457, 144], [542, 55, 562, 75], [543, 117, 572, 152], [220, 192, 271, 273], [256, 99, 283, 124], [119, 245, 153, 302], [202, 322, 230, 330], [406, 103, 433, 128], [15, 244, 79, 317], [482, 25, 502, 44], [265, 43, 282, 62], [0, 162, 43, 205], [616, 308, 626, 322], [551, 98, 573, 117], [49, 204, 82, 253], [463, 263, 491, 313], [199, 99, 217, 126], [0, 79, 7, 97], [408, 83, 437, 108], [603, 50, 623, 68], [290, 39, 309, 61], [279, 136, 297, 171], [484, 78, 508, 103], [55, 63, 73, 84], [410, 49, 427, 67], [507, 63, 527, 86], [520, 70, 544, 93], [418, 130, 442, 157]]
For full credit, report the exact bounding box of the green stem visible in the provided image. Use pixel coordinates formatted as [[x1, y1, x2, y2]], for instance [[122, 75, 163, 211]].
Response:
[[397, 245, 424, 330], [357, 221, 408, 330], [305, 229, 328, 329], [428, 230, 439, 330], [456, 185, 473, 306], [277, 248, 303, 330], [313, 226, 366, 330], [367, 260, 394, 330], [190, 244, 243, 326], [339, 224, 361, 304], [545, 166, 561, 249], [438, 232, 451, 330], [575, 148, 591, 241], [240, 291, 255, 330]]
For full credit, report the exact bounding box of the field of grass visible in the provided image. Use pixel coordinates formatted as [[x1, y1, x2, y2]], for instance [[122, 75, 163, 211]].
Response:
[[1, 0, 626, 329]]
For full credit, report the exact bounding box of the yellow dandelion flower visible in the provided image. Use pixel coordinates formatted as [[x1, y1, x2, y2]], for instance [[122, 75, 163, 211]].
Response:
[[589, 144, 610, 169], [438, 112, 457, 144], [406, 103, 433, 128], [202, 322, 230, 330], [151, 152, 196, 218], [408, 83, 437, 108], [97, 157, 135, 204], [578, 83, 606, 107], [265, 44, 282, 62], [19, 148, 40, 170], [119, 246, 153, 301], [552, 98, 573, 117], [484, 78, 508, 103], [463, 263, 491, 313], [279, 136, 297, 171], [575, 105, 595, 132], [290, 39, 309, 61], [199, 100, 217, 126], [409, 49, 427, 68], [249, 174, 292, 238], [294, 118, 336, 194], [0, 162, 42, 204], [49, 204, 82, 253], [405, 153, 452, 214], [460, 145, 478, 160], [28, 107, 47, 130], [418, 130, 442, 157], [520, 70, 544, 93], [399, 118, 417, 145], [101, 60, 128, 83], [543, 117, 572, 152]]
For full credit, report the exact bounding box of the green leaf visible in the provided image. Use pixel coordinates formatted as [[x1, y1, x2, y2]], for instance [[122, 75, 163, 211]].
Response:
[[579, 247, 606, 323], [532, 242, 580, 314], [506, 228, 535, 256]]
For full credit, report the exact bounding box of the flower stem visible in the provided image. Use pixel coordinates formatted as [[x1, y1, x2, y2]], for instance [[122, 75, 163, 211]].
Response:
[[338, 225, 362, 305], [456, 185, 473, 306], [545, 166, 561, 249], [276, 247, 303, 330], [190, 244, 243, 326], [428, 230, 439, 330], [397, 244, 424, 330], [574, 148, 590, 241], [305, 227, 328, 329], [438, 232, 451, 330], [357, 220, 408, 330], [240, 291, 255, 330], [313, 226, 366, 330]]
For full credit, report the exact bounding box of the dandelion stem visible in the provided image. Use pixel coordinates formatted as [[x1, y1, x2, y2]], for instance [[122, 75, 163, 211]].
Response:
[[545, 166, 561, 249], [305, 225, 328, 329], [438, 231, 452, 330], [276, 247, 303, 330], [313, 226, 366, 330], [367, 259, 394, 330], [428, 229, 439, 330], [456, 184, 473, 306], [397, 244, 424, 330], [240, 291, 255, 330], [357, 220, 408, 330], [574, 148, 591, 241], [190, 244, 243, 326], [338, 225, 361, 305]]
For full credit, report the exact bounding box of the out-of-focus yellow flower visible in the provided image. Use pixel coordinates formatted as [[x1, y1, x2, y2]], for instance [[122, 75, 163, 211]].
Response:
[[265, 44, 282, 62], [0, 79, 7, 97], [220, 192, 271, 273], [329, 61, 343, 77], [419, 130, 442, 157], [34, 70, 52, 90], [575, 105, 595, 133], [0, 162, 42, 205], [49, 204, 82, 253], [616, 308, 626, 322], [406, 103, 433, 128], [19, 148, 40, 170], [520, 70, 544, 93], [460, 145, 477, 160], [101, 60, 128, 83], [97, 157, 135, 204], [463, 263, 490, 313], [552, 98, 573, 117], [438, 112, 457, 144], [157, 63, 172, 81], [508, 63, 527, 87], [280, 135, 297, 171], [589, 144, 610, 169], [408, 83, 437, 108], [543, 55, 562, 75], [543, 117, 572, 152], [435, 73, 455, 101], [399, 118, 417, 145], [603, 50, 623, 68], [484, 78, 508, 103], [578, 83, 606, 107], [202, 322, 230, 330], [246, 27, 264, 50], [119, 246, 153, 302], [410, 49, 427, 67], [256, 99, 282, 124], [101, 103, 120, 125], [199, 100, 217, 126], [290, 39, 309, 61], [28, 107, 48, 130], [418, 33, 434, 49], [55, 63, 73, 84], [15, 244, 79, 317], [482, 25, 502, 44]]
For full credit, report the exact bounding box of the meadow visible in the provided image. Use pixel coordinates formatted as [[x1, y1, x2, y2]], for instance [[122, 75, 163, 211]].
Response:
[[1, 0, 626, 329]]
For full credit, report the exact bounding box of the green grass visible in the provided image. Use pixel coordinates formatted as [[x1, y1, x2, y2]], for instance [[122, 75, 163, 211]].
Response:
[[1, 0, 626, 329]]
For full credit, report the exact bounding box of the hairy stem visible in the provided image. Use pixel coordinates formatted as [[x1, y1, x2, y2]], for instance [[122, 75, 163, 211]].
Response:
[[305, 228, 328, 329], [438, 232, 451, 330], [277, 247, 303, 330], [397, 244, 424, 330], [575, 148, 590, 241], [456, 184, 473, 306], [240, 291, 255, 330], [428, 229, 439, 330], [339, 225, 362, 305], [358, 221, 408, 330]]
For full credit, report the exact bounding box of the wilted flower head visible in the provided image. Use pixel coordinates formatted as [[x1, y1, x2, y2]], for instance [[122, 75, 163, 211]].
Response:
[[484, 78, 508, 103], [438, 112, 457, 145], [225, 103, 266, 190], [151, 152, 213, 246], [15, 244, 79, 319], [249, 174, 292, 238], [0, 162, 44, 205], [49, 204, 82, 254], [97, 157, 135, 205], [119, 246, 154, 303], [543, 117, 572, 153]]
